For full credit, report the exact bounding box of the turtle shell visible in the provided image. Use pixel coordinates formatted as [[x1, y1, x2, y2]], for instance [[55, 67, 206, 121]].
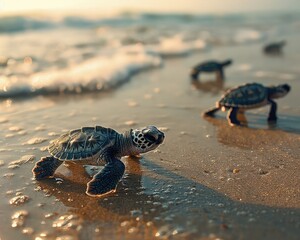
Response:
[[218, 83, 268, 108], [48, 126, 118, 161], [196, 61, 221, 72]]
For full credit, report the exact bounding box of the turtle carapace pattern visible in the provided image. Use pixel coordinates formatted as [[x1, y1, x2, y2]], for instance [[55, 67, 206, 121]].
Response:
[[203, 83, 291, 126], [32, 125, 165, 197], [190, 59, 233, 81]]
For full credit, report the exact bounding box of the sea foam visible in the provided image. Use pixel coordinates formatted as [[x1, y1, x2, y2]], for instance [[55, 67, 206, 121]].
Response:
[[0, 46, 162, 98]]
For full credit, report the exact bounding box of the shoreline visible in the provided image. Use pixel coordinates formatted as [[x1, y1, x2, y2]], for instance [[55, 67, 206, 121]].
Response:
[[0, 39, 300, 239]]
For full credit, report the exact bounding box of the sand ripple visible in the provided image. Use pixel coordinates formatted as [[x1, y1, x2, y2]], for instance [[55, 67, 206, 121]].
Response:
[[26, 137, 48, 145], [9, 155, 35, 166]]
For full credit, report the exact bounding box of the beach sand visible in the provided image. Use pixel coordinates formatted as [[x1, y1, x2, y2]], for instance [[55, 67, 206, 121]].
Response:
[[0, 36, 300, 239]]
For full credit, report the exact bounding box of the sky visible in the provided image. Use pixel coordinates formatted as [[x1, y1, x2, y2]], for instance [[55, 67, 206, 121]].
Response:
[[1, 0, 300, 14]]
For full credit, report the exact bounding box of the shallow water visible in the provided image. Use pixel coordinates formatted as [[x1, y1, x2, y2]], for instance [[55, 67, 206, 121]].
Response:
[[1, 12, 300, 98], [1, 11, 300, 240]]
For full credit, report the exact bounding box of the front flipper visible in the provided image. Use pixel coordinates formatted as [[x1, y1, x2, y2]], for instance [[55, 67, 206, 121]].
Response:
[[216, 69, 224, 81], [86, 159, 125, 197], [227, 107, 240, 126], [267, 99, 277, 122], [32, 156, 62, 180]]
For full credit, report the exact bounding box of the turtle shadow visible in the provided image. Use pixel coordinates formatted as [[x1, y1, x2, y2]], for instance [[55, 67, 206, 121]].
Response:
[[190, 77, 226, 95], [203, 115, 300, 149], [131, 158, 300, 240], [263, 48, 285, 58], [246, 112, 300, 134], [263, 51, 284, 58], [264, 52, 284, 58], [36, 156, 165, 222], [35, 156, 300, 240], [203, 110, 300, 135]]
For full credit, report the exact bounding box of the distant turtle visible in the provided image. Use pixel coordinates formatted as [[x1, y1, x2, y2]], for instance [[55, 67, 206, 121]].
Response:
[[190, 59, 233, 81], [264, 41, 286, 54], [32, 125, 164, 197], [203, 83, 290, 126]]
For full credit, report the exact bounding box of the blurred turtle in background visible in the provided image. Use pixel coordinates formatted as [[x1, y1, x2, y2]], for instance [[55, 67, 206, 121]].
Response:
[[190, 59, 233, 82], [264, 41, 286, 55]]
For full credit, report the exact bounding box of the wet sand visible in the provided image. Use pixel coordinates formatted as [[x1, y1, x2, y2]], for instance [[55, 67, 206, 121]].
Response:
[[0, 37, 300, 239]]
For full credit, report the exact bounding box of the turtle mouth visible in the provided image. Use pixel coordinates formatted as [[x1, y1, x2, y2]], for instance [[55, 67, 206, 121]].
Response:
[[156, 133, 165, 144]]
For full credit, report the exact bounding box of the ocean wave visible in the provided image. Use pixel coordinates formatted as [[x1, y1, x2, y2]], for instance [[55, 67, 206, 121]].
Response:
[[0, 47, 162, 98], [0, 16, 54, 33], [0, 15, 130, 33], [0, 35, 208, 98], [1, 12, 299, 34]]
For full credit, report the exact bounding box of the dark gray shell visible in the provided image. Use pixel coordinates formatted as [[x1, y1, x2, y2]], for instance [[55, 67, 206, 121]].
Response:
[[196, 61, 221, 72], [48, 126, 118, 161], [218, 83, 268, 108]]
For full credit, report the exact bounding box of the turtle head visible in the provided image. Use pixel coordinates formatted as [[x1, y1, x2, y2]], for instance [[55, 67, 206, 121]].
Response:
[[222, 59, 233, 67], [131, 126, 165, 154], [190, 68, 199, 81], [268, 84, 291, 99]]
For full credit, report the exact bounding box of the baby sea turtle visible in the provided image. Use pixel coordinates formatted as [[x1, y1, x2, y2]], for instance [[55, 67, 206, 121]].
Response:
[[203, 83, 290, 126], [32, 125, 164, 197], [264, 41, 286, 54], [190, 59, 232, 81]]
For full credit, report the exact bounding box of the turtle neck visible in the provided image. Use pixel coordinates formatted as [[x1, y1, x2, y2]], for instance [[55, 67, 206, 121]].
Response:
[[116, 130, 139, 157]]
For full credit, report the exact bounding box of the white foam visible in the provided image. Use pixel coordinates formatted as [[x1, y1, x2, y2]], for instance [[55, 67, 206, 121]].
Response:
[[150, 35, 206, 57], [0, 47, 162, 97], [234, 29, 264, 43]]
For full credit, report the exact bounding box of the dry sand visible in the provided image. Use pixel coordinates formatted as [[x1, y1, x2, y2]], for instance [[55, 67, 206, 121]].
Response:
[[0, 39, 300, 240]]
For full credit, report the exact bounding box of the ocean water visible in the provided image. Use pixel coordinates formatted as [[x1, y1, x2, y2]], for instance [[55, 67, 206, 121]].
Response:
[[0, 11, 300, 98]]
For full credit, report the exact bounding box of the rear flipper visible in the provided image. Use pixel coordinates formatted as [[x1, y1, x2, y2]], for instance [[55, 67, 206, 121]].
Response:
[[203, 107, 220, 117], [86, 159, 125, 197], [32, 156, 62, 180], [216, 69, 225, 81], [267, 99, 277, 122]]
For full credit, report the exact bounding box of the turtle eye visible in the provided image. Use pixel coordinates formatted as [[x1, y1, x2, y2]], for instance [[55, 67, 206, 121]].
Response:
[[144, 133, 156, 143], [142, 129, 150, 134]]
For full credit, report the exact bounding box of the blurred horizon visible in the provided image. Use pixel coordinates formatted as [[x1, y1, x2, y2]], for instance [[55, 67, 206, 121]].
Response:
[[1, 0, 300, 16]]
